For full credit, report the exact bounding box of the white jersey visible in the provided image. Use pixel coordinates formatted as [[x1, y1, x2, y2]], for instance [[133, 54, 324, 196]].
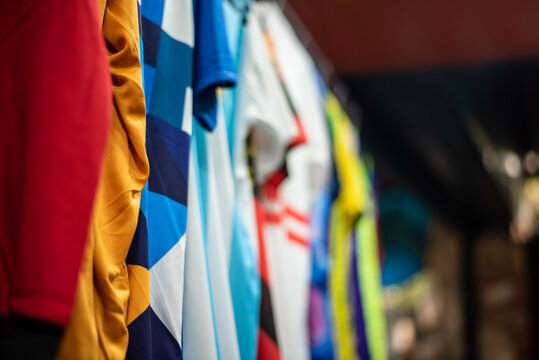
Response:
[[254, 3, 332, 360], [204, 98, 241, 360], [233, 4, 298, 277], [183, 135, 219, 360]]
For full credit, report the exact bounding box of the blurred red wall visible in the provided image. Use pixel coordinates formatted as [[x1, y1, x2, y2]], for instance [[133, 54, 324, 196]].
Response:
[[288, 0, 539, 74]]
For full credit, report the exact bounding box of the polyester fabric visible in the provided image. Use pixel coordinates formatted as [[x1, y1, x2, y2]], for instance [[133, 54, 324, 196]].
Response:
[[258, 5, 332, 359], [127, 0, 195, 358], [353, 162, 388, 360], [0, 0, 111, 328], [57, 0, 149, 358], [183, 0, 238, 358], [233, 6, 300, 359], [326, 93, 365, 360], [221, 3, 262, 360]]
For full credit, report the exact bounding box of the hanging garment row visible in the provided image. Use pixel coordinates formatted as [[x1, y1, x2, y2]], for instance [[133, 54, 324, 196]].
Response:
[[0, 1, 387, 359]]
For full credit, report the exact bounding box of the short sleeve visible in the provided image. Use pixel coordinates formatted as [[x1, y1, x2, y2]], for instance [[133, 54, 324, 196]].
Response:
[[264, 4, 332, 195], [234, 10, 298, 183], [193, 0, 237, 131]]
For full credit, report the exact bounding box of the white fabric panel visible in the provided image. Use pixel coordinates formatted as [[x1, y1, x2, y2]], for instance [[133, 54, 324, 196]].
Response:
[[264, 216, 310, 360], [208, 101, 235, 264], [149, 234, 186, 345], [182, 87, 193, 135], [205, 102, 241, 360], [162, 0, 195, 46], [182, 150, 218, 360]]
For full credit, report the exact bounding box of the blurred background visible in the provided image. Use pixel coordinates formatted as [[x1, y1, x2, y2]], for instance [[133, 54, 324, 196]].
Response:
[[285, 0, 539, 359]]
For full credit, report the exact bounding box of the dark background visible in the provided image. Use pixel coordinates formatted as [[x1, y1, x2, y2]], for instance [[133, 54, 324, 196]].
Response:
[[286, 0, 539, 358]]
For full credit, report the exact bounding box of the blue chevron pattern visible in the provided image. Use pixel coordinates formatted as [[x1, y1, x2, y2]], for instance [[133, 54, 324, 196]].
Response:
[[126, 0, 194, 358]]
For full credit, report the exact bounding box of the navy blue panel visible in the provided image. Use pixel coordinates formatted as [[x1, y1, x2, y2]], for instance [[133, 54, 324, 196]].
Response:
[[141, 16, 162, 68], [151, 114, 190, 177], [126, 307, 152, 360], [150, 307, 183, 360], [126, 211, 149, 269], [140, 0, 165, 27], [149, 32, 193, 129], [146, 115, 189, 206]]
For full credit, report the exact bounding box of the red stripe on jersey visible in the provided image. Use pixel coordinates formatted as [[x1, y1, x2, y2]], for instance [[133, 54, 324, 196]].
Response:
[[287, 231, 309, 248], [264, 211, 283, 224], [288, 114, 308, 149], [257, 328, 282, 360], [262, 167, 287, 200], [284, 206, 309, 224]]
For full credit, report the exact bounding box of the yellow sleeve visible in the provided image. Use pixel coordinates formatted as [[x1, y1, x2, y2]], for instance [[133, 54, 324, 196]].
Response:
[[57, 0, 149, 359], [326, 94, 365, 227]]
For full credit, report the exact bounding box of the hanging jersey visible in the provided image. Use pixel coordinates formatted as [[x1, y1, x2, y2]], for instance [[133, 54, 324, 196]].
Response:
[[308, 185, 336, 360], [57, 0, 149, 358], [234, 6, 300, 359], [0, 0, 111, 330], [252, 3, 332, 360], [183, 0, 238, 358], [308, 72, 337, 360], [183, 141, 219, 360], [221, 3, 264, 359], [127, 0, 195, 358], [325, 93, 366, 360], [200, 96, 241, 359], [353, 162, 388, 360]]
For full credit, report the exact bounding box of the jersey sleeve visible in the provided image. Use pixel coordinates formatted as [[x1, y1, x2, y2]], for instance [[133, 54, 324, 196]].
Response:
[[234, 11, 298, 184], [326, 94, 366, 223], [265, 4, 332, 197], [193, 0, 237, 131]]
